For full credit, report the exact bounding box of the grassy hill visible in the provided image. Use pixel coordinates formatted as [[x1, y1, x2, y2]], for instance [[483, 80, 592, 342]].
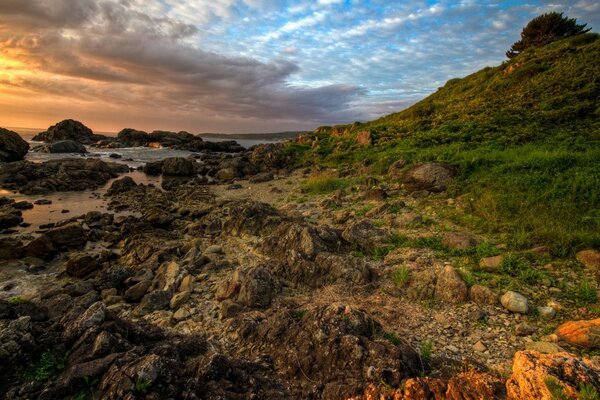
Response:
[[290, 32, 600, 256]]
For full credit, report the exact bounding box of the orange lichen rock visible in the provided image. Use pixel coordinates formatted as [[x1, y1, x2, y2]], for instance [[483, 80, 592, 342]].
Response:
[[556, 318, 600, 349]]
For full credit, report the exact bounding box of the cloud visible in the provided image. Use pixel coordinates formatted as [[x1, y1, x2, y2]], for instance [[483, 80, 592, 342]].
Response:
[[0, 0, 365, 131]]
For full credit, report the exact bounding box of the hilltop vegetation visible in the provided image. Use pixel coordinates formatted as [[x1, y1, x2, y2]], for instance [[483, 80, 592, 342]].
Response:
[[289, 32, 600, 256]]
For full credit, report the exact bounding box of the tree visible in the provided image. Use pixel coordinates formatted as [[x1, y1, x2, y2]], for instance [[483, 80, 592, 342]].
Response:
[[507, 12, 591, 58]]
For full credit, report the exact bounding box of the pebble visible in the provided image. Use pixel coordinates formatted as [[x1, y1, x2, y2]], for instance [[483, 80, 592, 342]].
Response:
[[500, 291, 529, 314], [537, 306, 556, 320], [473, 341, 487, 352]]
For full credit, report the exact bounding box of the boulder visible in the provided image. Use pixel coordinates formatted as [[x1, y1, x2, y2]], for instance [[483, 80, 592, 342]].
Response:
[[506, 351, 600, 399], [161, 157, 195, 176], [116, 128, 149, 147], [19, 235, 57, 260], [342, 220, 392, 252], [479, 255, 503, 270], [249, 143, 285, 170], [35, 140, 87, 154], [555, 318, 600, 349], [434, 266, 468, 303], [469, 285, 498, 305], [402, 163, 458, 193], [0, 211, 23, 229], [107, 176, 137, 195], [32, 119, 104, 144], [442, 232, 480, 250], [46, 223, 87, 249], [236, 266, 278, 308], [66, 254, 100, 277], [576, 249, 600, 271], [501, 291, 529, 314], [0, 128, 29, 162]]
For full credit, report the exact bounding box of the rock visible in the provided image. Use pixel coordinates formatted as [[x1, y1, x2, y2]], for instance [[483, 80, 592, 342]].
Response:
[[391, 212, 422, 228], [506, 351, 600, 400], [342, 220, 391, 252], [161, 157, 195, 176], [64, 302, 106, 340], [387, 159, 407, 178], [479, 255, 503, 269], [138, 290, 171, 313], [169, 291, 190, 309], [442, 232, 480, 250], [525, 342, 565, 354], [19, 234, 57, 260], [473, 341, 487, 352], [407, 270, 437, 301], [236, 266, 278, 308], [356, 131, 373, 145], [501, 291, 529, 313], [249, 143, 285, 170], [205, 245, 223, 255], [469, 285, 498, 305], [402, 163, 458, 193], [34, 199, 52, 205], [515, 322, 537, 336], [46, 222, 87, 249], [555, 318, 600, 349], [107, 176, 137, 195], [434, 266, 468, 303], [116, 128, 149, 146], [0, 128, 29, 162], [123, 279, 152, 302], [576, 249, 600, 271], [33, 119, 106, 144], [537, 306, 556, 320], [249, 172, 274, 183], [215, 167, 239, 181], [35, 140, 87, 153], [219, 300, 243, 320], [0, 212, 23, 229], [65, 254, 100, 277], [173, 307, 190, 321]]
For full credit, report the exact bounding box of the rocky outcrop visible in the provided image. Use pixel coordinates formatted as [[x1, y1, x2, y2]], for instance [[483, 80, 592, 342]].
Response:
[[506, 351, 600, 399], [555, 318, 600, 349], [32, 119, 108, 144], [0, 128, 29, 162], [407, 266, 469, 303], [402, 163, 458, 193], [32, 140, 87, 154], [249, 143, 286, 171], [0, 159, 129, 194]]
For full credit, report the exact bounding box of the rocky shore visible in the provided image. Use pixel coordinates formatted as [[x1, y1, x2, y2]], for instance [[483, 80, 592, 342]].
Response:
[[0, 121, 598, 399]]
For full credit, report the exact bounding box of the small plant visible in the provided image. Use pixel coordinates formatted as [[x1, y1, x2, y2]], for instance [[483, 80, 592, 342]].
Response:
[[576, 280, 598, 305], [457, 269, 476, 287], [135, 378, 153, 394], [544, 376, 568, 400], [19, 351, 69, 382], [8, 296, 27, 305], [474, 242, 499, 259], [419, 340, 434, 365], [391, 267, 411, 287], [301, 174, 354, 194], [383, 332, 402, 346], [579, 382, 600, 400], [499, 254, 530, 277]]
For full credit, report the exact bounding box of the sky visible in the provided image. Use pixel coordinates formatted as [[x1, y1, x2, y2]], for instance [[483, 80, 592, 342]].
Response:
[[0, 1, 598, 133]]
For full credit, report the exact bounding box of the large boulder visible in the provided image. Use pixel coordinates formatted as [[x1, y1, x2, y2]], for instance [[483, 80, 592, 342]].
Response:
[[34, 140, 87, 154], [555, 318, 600, 349], [506, 351, 600, 399], [116, 128, 149, 147], [161, 157, 195, 176], [249, 143, 286, 170], [107, 176, 137, 195], [32, 119, 105, 144], [342, 220, 392, 252], [402, 163, 458, 193], [0, 128, 29, 162]]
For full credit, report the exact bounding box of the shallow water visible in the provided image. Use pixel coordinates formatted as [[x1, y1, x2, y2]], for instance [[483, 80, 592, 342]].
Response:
[[1, 171, 160, 232]]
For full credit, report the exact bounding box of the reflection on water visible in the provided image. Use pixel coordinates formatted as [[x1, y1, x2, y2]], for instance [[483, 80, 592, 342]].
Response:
[[0, 171, 160, 232]]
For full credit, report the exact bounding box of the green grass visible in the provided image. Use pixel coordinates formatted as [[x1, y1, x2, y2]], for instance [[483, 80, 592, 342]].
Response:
[[579, 382, 600, 400], [287, 33, 600, 256], [300, 173, 355, 194], [544, 376, 568, 400], [383, 331, 402, 346], [19, 351, 69, 382], [8, 296, 27, 305], [391, 267, 411, 287]]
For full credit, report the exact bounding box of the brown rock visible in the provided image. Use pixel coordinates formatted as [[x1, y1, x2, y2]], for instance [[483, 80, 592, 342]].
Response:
[[576, 249, 600, 271], [442, 232, 480, 250], [555, 318, 600, 349], [402, 163, 458, 193], [356, 131, 373, 145], [506, 351, 600, 400], [434, 266, 468, 303], [65, 254, 100, 277], [46, 222, 87, 249], [124, 279, 152, 302], [20, 234, 57, 261], [479, 255, 503, 270], [469, 284, 498, 305]]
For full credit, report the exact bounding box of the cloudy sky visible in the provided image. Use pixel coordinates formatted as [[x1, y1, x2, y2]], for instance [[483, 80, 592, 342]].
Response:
[[0, 0, 598, 133]]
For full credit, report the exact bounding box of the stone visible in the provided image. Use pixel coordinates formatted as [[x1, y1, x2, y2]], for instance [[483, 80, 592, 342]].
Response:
[[387, 159, 408, 178], [501, 291, 529, 313], [19, 234, 57, 261], [506, 351, 600, 400], [215, 167, 239, 181], [35, 140, 87, 154], [205, 245, 223, 255], [402, 163, 458, 193], [32, 119, 103, 144], [173, 307, 190, 321], [249, 172, 274, 183], [479, 255, 503, 269], [161, 157, 195, 176], [356, 131, 373, 145], [576, 249, 600, 271], [107, 176, 137, 195], [219, 300, 243, 320], [65, 254, 100, 277], [434, 266, 468, 303], [124, 279, 152, 302], [555, 318, 600, 349], [138, 290, 171, 313], [391, 212, 422, 228], [342, 220, 391, 252], [524, 341, 565, 354], [46, 223, 87, 249], [469, 285, 498, 305], [442, 232, 480, 250], [515, 322, 537, 336], [236, 266, 277, 308], [170, 291, 190, 309], [473, 341, 487, 352], [64, 302, 106, 340], [0, 128, 29, 162], [537, 306, 556, 320]]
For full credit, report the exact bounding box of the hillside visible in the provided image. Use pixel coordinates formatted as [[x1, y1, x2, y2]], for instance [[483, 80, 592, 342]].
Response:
[[290, 33, 600, 256]]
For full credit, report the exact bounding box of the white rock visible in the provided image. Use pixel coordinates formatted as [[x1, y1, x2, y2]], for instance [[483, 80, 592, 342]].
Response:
[[500, 291, 529, 314]]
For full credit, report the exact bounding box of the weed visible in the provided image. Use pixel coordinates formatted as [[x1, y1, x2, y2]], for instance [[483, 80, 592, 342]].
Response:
[[419, 340, 434, 365], [301, 174, 354, 194], [391, 267, 411, 287], [579, 382, 600, 400], [135, 378, 153, 394], [457, 269, 476, 287], [575, 280, 598, 305], [383, 332, 402, 346], [8, 296, 27, 305], [19, 351, 69, 382], [544, 376, 568, 400]]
